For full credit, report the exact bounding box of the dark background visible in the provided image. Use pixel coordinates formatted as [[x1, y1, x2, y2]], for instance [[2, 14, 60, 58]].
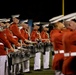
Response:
[[0, 0, 76, 22]]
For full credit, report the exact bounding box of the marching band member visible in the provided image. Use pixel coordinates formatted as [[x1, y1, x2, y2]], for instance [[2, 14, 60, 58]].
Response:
[[9, 14, 33, 44], [30, 22, 42, 71], [0, 20, 14, 75], [62, 20, 76, 75], [49, 15, 64, 62], [3, 18, 21, 48], [50, 18, 65, 75], [9, 14, 36, 75], [2, 19, 22, 75], [20, 19, 31, 73], [9, 14, 28, 75], [50, 22, 65, 75], [20, 19, 30, 40], [40, 24, 50, 69]]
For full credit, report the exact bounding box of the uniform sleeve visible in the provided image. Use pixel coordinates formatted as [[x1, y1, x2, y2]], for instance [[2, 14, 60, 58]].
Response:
[[41, 32, 46, 42], [20, 29, 25, 37], [7, 35, 19, 47], [50, 30, 60, 42], [41, 32, 44, 39], [0, 33, 11, 48], [50, 30, 54, 42], [21, 29, 29, 40], [30, 31, 37, 41], [70, 32, 76, 45], [4, 39, 12, 48], [41, 31, 49, 42], [10, 24, 25, 41]]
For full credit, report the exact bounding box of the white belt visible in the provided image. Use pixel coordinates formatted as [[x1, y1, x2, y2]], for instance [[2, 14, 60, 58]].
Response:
[[13, 36, 17, 38], [54, 51, 58, 54], [64, 52, 76, 57], [17, 47, 21, 49], [64, 53, 69, 57], [59, 50, 64, 53], [54, 50, 64, 54], [71, 52, 76, 56], [14, 49, 19, 52], [0, 43, 4, 45]]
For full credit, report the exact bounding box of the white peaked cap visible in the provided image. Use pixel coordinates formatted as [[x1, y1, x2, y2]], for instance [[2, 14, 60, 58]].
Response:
[[4, 18, 10, 22], [51, 12, 76, 23], [0, 20, 3, 22], [65, 16, 76, 21], [42, 24, 49, 28], [0, 18, 5, 21], [0, 18, 10, 22], [0, 18, 6, 21], [49, 15, 63, 22], [33, 22, 40, 25], [59, 12, 76, 20], [51, 18, 63, 23], [21, 19, 28, 23], [10, 22, 13, 24], [12, 14, 20, 18]]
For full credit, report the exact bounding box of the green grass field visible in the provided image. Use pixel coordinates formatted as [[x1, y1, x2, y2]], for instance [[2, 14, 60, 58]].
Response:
[[22, 51, 55, 75]]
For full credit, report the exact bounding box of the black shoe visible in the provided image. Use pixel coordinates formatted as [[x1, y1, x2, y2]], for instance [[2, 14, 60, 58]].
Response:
[[16, 73, 23, 75], [23, 71, 32, 73], [44, 68, 51, 70], [34, 69, 42, 71], [25, 71, 32, 73]]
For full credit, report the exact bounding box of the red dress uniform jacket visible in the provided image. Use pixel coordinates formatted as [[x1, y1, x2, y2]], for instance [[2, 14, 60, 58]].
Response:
[[3, 28, 19, 47], [62, 29, 76, 75], [0, 31, 12, 55], [20, 28, 29, 40], [30, 29, 40, 42], [50, 29, 61, 50], [0, 41, 7, 55], [52, 29, 71, 71], [40, 30, 49, 43], [50, 29, 63, 70], [9, 23, 25, 41], [53, 29, 71, 51]]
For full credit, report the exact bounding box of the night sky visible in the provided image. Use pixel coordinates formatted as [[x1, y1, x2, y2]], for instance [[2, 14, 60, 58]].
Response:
[[0, 0, 76, 22]]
